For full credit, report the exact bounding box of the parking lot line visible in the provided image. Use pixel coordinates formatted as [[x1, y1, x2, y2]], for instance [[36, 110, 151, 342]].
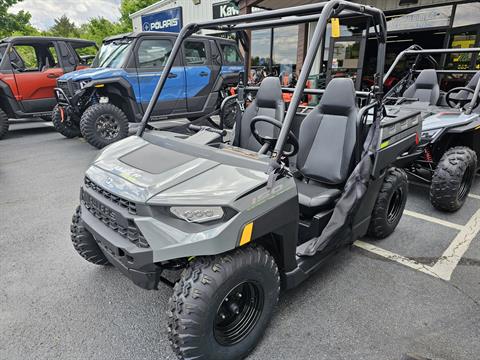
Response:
[[403, 209, 464, 231], [354, 240, 441, 278], [467, 193, 480, 200], [355, 208, 480, 281], [430, 208, 480, 281]]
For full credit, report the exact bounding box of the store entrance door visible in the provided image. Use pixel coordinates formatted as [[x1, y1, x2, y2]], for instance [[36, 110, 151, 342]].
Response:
[[326, 35, 366, 90]]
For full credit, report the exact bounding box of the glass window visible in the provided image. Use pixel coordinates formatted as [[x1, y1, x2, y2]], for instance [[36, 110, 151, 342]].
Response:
[[93, 39, 133, 69], [13, 45, 39, 71], [250, 29, 271, 68], [221, 44, 242, 64], [138, 39, 172, 68], [184, 41, 207, 65], [0, 45, 5, 63], [273, 25, 298, 81]]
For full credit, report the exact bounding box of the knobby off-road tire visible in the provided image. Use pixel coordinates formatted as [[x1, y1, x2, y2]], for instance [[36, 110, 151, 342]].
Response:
[[168, 246, 280, 360], [52, 105, 81, 138], [368, 167, 408, 239], [0, 108, 9, 140], [430, 146, 477, 212], [221, 97, 240, 129], [80, 103, 129, 149], [70, 206, 110, 266]]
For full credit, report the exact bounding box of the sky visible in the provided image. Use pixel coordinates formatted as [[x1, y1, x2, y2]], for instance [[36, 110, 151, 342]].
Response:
[[10, 0, 123, 30]]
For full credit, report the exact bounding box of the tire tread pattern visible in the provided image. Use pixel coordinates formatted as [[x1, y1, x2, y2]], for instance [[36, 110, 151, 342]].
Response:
[[0, 108, 9, 140], [52, 105, 81, 138], [167, 246, 280, 360], [430, 146, 477, 212]]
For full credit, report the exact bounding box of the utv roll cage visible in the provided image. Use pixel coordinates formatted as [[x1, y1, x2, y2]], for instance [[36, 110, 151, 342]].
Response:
[[384, 45, 480, 114], [137, 0, 387, 169]]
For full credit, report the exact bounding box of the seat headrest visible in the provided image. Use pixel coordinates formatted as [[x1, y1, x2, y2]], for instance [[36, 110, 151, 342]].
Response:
[[318, 78, 356, 116], [256, 77, 283, 108], [415, 69, 438, 89]]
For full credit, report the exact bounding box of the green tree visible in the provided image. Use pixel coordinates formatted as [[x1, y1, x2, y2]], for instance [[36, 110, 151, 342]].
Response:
[[119, 0, 158, 31], [0, 0, 34, 38], [48, 14, 80, 38], [80, 17, 122, 46]]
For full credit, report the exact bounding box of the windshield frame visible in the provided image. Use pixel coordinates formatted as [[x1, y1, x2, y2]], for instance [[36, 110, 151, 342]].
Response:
[[92, 39, 133, 69]]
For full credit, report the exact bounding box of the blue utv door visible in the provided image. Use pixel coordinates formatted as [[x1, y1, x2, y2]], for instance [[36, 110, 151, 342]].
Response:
[[134, 37, 187, 117]]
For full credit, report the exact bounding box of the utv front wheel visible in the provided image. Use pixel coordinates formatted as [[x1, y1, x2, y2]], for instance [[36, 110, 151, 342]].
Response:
[[430, 146, 477, 212], [52, 105, 81, 138], [70, 206, 110, 265], [0, 108, 9, 140], [168, 246, 280, 360], [368, 167, 408, 239], [80, 103, 128, 149]]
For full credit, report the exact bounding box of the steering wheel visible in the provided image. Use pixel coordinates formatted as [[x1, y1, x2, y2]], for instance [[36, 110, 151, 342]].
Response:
[[446, 87, 479, 109], [250, 115, 299, 157]]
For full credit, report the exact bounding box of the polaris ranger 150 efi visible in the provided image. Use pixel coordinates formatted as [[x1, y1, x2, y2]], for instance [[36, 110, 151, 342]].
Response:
[[70, 3, 422, 359], [54, 32, 243, 148], [384, 46, 480, 211]]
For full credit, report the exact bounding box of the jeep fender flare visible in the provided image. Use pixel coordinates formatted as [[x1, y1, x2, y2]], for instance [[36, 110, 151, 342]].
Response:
[[83, 77, 143, 122]]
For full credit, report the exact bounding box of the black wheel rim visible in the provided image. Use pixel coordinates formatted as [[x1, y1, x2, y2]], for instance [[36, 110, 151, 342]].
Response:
[[213, 281, 264, 346], [458, 166, 473, 201], [387, 189, 403, 223], [96, 114, 120, 140]]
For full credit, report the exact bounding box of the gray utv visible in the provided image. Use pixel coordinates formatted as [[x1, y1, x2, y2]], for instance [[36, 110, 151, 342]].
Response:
[[69, 2, 422, 359], [384, 46, 480, 211]]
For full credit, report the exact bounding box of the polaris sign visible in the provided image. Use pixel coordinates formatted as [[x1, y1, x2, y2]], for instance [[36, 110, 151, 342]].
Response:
[[141, 7, 183, 33], [213, 1, 240, 19]]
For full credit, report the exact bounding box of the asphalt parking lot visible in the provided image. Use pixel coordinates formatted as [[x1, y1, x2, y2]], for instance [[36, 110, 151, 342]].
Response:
[[1, 121, 480, 360]]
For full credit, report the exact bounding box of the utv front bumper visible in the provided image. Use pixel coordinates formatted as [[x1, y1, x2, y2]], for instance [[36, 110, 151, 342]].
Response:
[[79, 187, 163, 290]]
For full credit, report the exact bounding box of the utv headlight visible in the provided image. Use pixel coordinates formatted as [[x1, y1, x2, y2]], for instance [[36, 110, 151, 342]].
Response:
[[170, 206, 224, 223], [421, 129, 441, 141]]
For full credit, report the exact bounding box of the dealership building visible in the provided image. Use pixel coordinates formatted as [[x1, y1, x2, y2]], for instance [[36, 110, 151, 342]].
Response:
[[130, 0, 480, 90]]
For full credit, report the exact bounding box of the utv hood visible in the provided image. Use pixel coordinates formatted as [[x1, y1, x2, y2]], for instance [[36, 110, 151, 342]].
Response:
[[86, 136, 269, 207], [422, 112, 477, 132], [59, 67, 127, 82]]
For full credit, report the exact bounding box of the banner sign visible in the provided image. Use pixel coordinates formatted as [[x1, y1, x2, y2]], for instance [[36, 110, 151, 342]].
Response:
[[213, 1, 240, 19], [141, 7, 183, 33]]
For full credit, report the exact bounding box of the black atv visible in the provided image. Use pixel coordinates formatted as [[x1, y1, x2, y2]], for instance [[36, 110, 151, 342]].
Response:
[[385, 46, 480, 212]]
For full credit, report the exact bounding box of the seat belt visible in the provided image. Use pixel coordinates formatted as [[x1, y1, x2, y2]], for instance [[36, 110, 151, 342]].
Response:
[[232, 80, 245, 147]]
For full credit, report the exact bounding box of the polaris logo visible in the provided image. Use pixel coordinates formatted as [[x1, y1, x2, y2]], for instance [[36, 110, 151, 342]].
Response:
[[146, 18, 179, 31]]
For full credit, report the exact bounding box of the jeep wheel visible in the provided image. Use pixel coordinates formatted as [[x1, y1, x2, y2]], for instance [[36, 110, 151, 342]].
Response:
[[0, 108, 9, 140], [71, 206, 110, 266], [80, 103, 128, 149], [52, 105, 81, 138], [168, 246, 280, 360], [430, 146, 477, 212], [368, 167, 408, 239]]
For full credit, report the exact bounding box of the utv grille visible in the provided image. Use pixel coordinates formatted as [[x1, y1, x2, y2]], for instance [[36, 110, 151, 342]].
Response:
[[82, 196, 149, 248], [57, 80, 72, 97], [84, 176, 137, 215]]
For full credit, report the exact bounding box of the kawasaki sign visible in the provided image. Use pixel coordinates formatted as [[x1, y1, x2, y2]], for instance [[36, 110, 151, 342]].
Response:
[[213, 1, 240, 19], [141, 7, 183, 33]]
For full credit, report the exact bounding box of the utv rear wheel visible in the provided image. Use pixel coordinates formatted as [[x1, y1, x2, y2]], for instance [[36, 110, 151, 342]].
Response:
[[221, 97, 240, 129], [0, 108, 9, 140], [368, 167, 408, 239], [52, 105, 81, 138], [430, 146, 477, 212], [80, 103, 128, 149], [70, 206, 110, 266], [168, 246, 280, 360]]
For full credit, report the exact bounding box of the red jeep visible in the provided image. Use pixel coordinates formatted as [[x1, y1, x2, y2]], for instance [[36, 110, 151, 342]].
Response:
[[0, 36, 97, 139]]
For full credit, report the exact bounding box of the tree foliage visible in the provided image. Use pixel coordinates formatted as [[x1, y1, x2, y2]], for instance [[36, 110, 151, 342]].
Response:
[[0, 0, 34, 38], [2, 0, 157, 45]]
